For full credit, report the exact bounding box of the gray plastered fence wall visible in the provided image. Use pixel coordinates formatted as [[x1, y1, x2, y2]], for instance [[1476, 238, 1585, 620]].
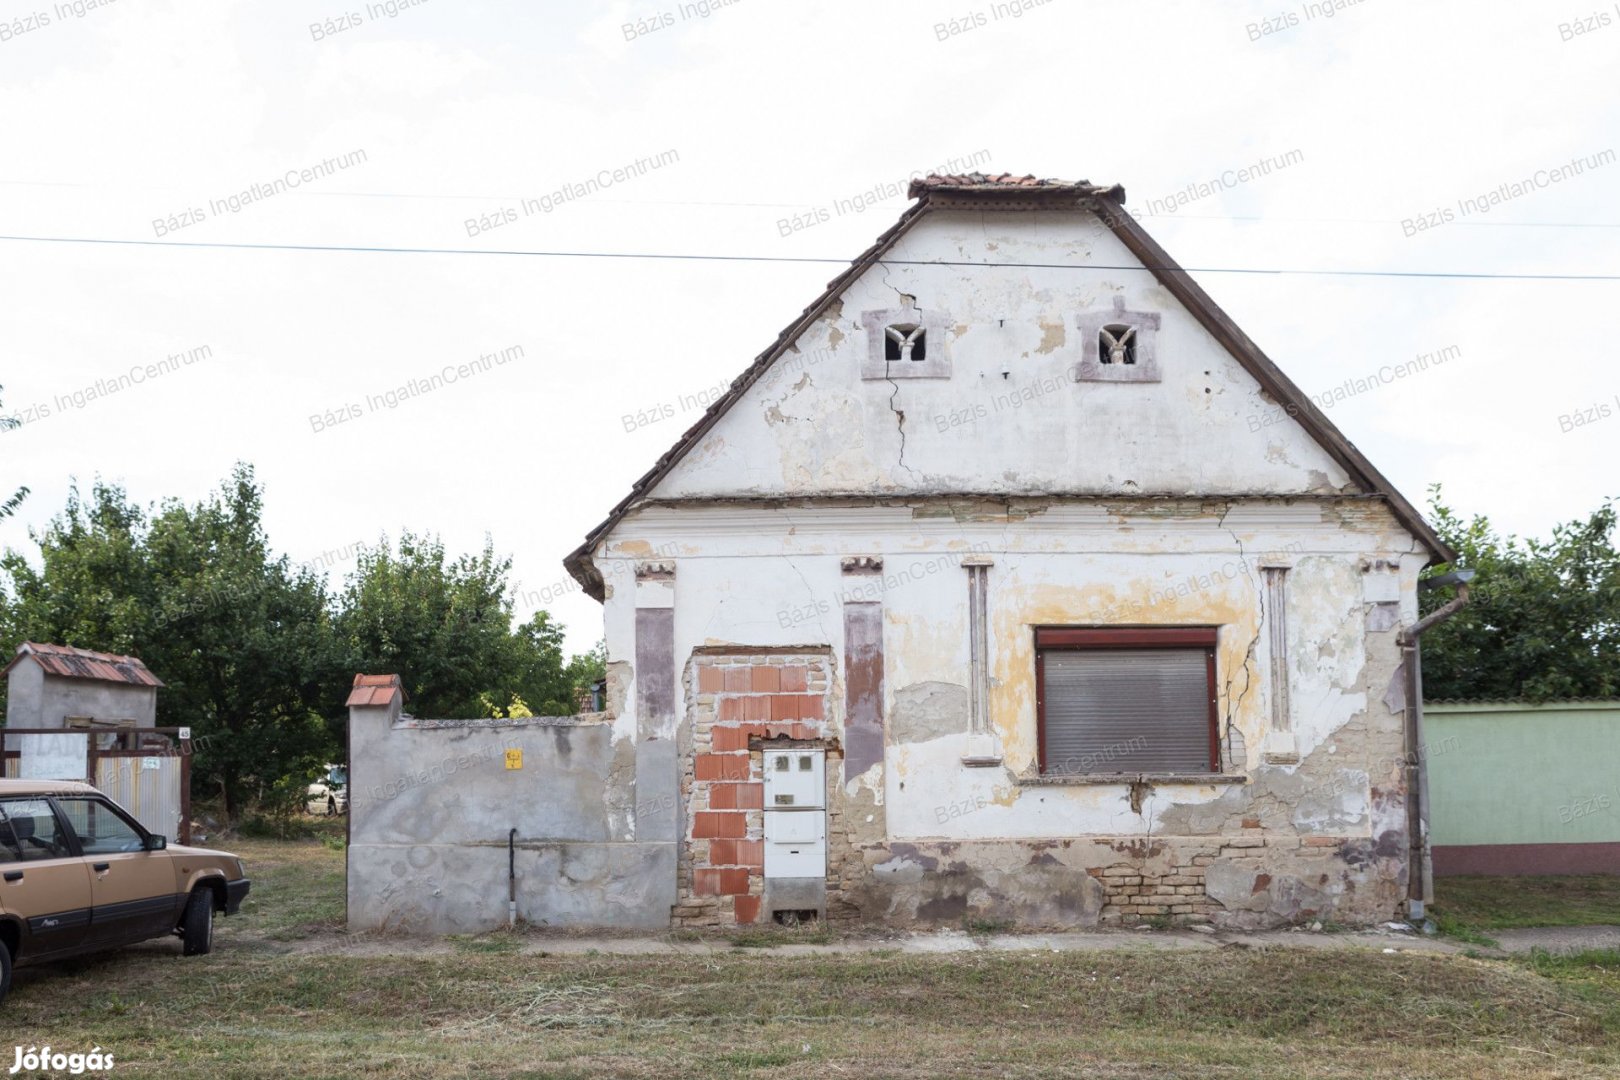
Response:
[[345, 690, 672, 933]]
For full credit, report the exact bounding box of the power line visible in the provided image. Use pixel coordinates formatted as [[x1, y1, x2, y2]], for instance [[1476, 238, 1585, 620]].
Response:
[[4, 179, 1618, 228], [0, 232, 1615, 281]]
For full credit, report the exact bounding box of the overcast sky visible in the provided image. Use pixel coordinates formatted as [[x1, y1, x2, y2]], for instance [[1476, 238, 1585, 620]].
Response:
[[1, 0, 1616, 654]]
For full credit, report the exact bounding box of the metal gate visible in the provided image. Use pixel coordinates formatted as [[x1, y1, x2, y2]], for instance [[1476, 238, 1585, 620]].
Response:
[[96, 751, 185, 842], [1, 725, 193, 843]]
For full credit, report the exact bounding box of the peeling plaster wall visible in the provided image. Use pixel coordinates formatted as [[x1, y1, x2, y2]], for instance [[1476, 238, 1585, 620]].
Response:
[[649, 209, 1354, 501], [595, 498, 1423, 928], [580, 203, 1427, 929]]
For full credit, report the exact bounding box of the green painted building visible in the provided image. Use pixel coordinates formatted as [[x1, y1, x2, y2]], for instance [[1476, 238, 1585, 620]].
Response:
[[1425, 701, 1620, 875]]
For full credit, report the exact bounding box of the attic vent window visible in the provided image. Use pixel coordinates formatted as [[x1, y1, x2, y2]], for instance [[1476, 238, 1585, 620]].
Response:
[[1075, 297, 1161, 383], [1099, 324, 1136, 366], [885, 324, 926, 362], [861, 306, 951, 379]]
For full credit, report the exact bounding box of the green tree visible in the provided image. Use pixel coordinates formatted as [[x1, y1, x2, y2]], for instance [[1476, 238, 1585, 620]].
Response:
[[2, 464, 589, 819], [1, 384, 30, 520], [1, 466, 339, 819], [334, 533, 577, 718], [566, 639, 607, 710], [141, 468, 338, 817], [0, 479, 150, 656], [1420, 488, 1620, 701]]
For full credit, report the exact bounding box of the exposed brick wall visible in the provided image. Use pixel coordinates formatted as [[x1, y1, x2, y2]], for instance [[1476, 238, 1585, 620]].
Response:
[[1092, 849, 1219, 922], [676, 653, 836, 927], [1090, 834, 1341, 924]]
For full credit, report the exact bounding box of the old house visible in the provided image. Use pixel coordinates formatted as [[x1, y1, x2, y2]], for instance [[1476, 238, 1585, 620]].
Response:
[[348, 173, 1460, 933]]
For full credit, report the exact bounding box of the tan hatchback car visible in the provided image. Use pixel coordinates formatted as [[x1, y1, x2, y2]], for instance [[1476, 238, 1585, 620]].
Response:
[[0, 779, 250, 1005]]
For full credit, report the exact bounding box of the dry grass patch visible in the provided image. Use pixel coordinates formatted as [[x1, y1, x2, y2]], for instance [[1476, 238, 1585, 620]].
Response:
[[7, 839, 1618, 1077], [7, 944, 1618, 1078]]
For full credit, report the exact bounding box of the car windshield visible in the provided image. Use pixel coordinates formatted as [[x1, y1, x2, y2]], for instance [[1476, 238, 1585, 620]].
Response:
[[328, 766, 347, 786]]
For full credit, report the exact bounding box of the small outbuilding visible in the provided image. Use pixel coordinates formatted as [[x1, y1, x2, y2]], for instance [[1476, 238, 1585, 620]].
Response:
[[3, 642, 164, 730]]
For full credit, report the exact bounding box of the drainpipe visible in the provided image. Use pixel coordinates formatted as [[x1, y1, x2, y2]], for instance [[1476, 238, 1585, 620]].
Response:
[[508, 828, 518, 928], [1398, 569, 1473, 921]]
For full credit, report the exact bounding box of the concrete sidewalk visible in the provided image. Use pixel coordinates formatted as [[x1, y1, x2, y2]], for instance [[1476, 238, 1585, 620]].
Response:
[[1488, 924, 1620, 954], [528, 925, 1466, 957], [257, 921, 1476, 959]]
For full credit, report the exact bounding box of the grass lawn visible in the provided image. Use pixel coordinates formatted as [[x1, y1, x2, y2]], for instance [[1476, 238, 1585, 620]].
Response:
[[1436, 875, 1620, 930], [5, 835, 1620, 1078]]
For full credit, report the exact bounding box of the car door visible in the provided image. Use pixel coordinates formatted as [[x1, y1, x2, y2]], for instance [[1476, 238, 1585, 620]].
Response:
[[0, 798, 94, 959], [53, 795, 181, 946]]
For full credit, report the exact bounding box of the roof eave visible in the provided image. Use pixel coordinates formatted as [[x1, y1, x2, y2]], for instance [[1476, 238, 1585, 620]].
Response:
[[562, 198, 937, 600], [1084, 193, 1457, 565], [0, 646, 166, 689]]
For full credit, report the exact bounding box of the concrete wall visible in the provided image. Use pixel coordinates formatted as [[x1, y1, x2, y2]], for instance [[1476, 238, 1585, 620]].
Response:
[[346, 697, 674, 933], [4, 662, 157, 729], [1426, 701, 1620, 875]]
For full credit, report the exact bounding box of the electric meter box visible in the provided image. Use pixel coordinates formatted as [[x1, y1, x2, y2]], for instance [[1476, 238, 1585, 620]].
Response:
[[762, 748, 827, 880], [762, 749, 825, 809], [764, 804, 826, 878]]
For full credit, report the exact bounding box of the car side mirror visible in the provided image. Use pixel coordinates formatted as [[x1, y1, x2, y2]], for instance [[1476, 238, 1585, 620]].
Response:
[[144, 834, 167, 851]]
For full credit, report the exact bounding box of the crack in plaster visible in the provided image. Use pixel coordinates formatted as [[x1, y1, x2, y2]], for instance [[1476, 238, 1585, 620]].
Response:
[[779, 506, 833, 643], [1218, 506, 1265, 756], [876, 263, 923, 484]]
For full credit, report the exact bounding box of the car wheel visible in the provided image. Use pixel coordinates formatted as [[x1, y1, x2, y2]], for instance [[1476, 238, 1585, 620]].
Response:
[[326, 796, 336, 817], [0, 939, 12, 1006], [181, 888, 214, 956]]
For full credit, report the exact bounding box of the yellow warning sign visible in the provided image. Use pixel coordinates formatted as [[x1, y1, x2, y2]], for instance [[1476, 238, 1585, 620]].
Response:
[[504, 748, 523, 770]]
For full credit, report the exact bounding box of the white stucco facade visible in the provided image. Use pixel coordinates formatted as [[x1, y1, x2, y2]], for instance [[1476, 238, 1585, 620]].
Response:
[[572, 183, 1441, 929]]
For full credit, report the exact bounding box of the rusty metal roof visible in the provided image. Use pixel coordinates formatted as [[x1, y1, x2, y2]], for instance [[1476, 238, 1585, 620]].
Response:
[[2, 642, 164, 687], [346, 673, 405, 707], [562, 173, 1454, 599]]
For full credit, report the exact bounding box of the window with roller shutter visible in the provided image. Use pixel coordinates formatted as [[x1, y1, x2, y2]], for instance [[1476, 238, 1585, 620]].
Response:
[[1035, 627, 1220, 776]]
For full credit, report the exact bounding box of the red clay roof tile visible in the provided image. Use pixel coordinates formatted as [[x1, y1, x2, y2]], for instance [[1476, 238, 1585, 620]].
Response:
[[346, 673, 405, 707]]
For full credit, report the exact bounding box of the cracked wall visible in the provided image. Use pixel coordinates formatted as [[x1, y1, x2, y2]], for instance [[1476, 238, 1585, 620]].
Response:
[[579, 200, 1429, 930], [646, 208, 1355, 502], [594, 495, 1422, 929]]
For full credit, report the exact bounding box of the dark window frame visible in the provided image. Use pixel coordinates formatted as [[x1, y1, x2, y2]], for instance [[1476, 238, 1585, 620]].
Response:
[[0, 801, 23, 862], [1035, 626, 1221, 776]]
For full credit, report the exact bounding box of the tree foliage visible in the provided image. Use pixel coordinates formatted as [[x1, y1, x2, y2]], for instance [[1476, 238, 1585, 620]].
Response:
[[0, 384, 29, 520], [333, 533, 578, 717], [1, 468, 335, 817], [1, 465, 599, 818], [1420, 487, 1620, 701]]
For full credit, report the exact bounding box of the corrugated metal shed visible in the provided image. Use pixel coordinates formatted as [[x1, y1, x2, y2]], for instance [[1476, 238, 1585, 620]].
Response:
[[2, 642, 164, 687]]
